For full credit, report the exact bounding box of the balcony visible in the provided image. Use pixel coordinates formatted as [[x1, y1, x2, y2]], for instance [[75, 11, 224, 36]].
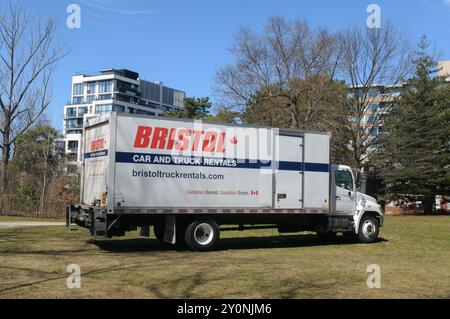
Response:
[[66, 123, 83, 129], [65, 112, 79, 118], [67, 100, 91, 106]]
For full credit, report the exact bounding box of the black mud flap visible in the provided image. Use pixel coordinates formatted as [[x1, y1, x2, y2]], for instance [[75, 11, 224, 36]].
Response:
[[163, 215, 176, 244]]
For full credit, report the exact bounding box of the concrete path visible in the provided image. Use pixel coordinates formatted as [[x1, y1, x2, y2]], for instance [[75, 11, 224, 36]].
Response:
[[0, 222, 65, 228]]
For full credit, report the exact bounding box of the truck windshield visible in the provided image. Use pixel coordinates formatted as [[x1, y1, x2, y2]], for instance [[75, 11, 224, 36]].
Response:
[[335, 170, 353, 190]]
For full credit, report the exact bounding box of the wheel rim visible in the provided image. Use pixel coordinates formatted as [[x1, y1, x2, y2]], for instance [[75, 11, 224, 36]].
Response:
[[362, 220, 377, 239], [194, 223, 214, 246]]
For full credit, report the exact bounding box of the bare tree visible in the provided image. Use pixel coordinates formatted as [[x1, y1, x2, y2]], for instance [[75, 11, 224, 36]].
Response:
[[215, 16, 352, 164], [339, 23, 413, 171], [215, 16, 343, 128], [0, 2, 67, 191]]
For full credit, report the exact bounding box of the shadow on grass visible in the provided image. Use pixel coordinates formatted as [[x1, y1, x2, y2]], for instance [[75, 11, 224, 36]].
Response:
[[92, 234, 388, 253]]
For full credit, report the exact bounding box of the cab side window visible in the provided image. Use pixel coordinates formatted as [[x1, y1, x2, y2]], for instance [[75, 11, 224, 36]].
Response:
[[335, 170, 353, 190]]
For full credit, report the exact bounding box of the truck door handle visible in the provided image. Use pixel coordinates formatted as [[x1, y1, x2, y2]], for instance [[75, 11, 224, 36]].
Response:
[[335, 196, 341, 200]]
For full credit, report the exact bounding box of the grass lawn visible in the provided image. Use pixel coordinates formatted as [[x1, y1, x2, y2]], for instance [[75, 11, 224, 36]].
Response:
[[0, 215, 448, 298], [0, 215, 63, 222]]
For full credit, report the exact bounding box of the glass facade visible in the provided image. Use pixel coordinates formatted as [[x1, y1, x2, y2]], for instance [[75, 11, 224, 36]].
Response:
[[97, 93, 112, 100], [98, 80, 112, 93], [368, 87, 380, 97], [66, 118, 83, 128], [367, 115, 378, 123], [86, 82, 96, 94], [73, 83, 83, 95], [78, 107, 87, 116], [368, 103, 378, 113], [136, 109, 155, 116], [174, 91, 185, 108], [95, 104, 125, 114], [72, 96, 83, 104], [66, 107, 77, 117]]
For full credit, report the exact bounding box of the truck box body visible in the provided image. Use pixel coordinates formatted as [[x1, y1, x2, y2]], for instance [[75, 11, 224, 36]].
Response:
[[81, 113, 331, 214]]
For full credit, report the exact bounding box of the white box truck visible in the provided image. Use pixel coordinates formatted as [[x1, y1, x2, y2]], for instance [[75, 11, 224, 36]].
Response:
[[67, 112, 384, 251]]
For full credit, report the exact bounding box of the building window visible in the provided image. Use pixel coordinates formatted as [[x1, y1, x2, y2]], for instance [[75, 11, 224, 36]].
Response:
[[368, 103, 378, 113], [86, 95, 95, 103], [86, 82, 96, 94], [73, 83, 84, 96], [78, 107, 87, 116], [367, 115, 378, 123], [68, 141, 78, 152], [97, 94, 112, 100], [95, 104, 112, 113], [114, 105, 125, 112], [95, 104, 125, 113], [115, 94, 132, 103], [369, 127, 378, 137], [385, 87, 402, 96], [174, 91, 185, 108], [149, 102, 160, 109], [66, 107, 77, 117], [72, 96, 83, 104], [98, 80, 112, 93], [136, 109, 154, 116], [66, 118, 83, 129], [368, 87, 380, 97]]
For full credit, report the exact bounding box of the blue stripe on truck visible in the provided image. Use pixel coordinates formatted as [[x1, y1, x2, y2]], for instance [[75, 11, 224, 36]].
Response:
[[84, 150, 108, 158], [105, 151, 329, 173]]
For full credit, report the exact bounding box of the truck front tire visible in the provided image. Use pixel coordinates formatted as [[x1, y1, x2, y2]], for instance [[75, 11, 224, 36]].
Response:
[[358, 215, 379, 243], [184, 220, 220, 251]]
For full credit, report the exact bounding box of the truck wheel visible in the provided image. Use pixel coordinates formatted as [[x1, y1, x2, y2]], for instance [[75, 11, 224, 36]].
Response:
[[184, 220, 219, 251], [358, 215, 379, 243]]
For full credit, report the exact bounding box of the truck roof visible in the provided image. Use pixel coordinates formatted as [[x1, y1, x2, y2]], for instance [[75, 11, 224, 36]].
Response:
[[85, 112, 332, 137]]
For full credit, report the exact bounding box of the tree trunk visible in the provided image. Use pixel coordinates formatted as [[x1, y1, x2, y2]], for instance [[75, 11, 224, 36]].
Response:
[[40, 171, 47, 215], [40, 148, 49, 215], [0, 127, 11, 193]]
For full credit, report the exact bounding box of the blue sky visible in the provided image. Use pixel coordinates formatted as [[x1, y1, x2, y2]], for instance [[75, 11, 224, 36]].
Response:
[[17, 0, 450, 131]]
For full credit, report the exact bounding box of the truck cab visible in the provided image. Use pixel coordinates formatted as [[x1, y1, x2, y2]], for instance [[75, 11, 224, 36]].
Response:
[[326, 164, 384, 243]]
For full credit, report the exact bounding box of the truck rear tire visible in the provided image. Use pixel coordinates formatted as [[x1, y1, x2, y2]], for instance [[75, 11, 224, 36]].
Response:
[[184, 220, 219, 251], [358, 215, 379, 243]]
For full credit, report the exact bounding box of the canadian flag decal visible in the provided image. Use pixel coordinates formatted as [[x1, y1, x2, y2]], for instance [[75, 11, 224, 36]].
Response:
[[230, 136, 238, 144]]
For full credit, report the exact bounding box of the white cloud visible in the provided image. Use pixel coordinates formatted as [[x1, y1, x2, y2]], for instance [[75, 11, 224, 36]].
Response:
[[79, 0, 154, 16]]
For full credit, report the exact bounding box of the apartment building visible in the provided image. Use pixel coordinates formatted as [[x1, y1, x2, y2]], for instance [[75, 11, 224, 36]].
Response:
[[62, 68, 185, 171]]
